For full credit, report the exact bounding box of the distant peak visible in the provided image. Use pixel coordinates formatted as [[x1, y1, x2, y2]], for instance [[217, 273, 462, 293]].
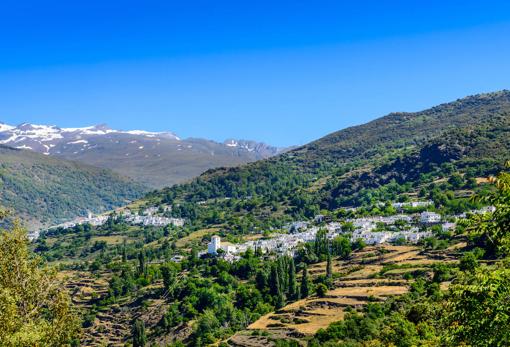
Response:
[[0, 122, 15, 132], [92, 123, 112, 131]]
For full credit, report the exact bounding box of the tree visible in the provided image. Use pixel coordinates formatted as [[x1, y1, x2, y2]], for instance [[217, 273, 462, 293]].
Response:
[[287, 258, 298, 300], [161, 263, 176, 293], [465, 162, 510, 257], [331, 236, 351, 259], [326, 249, 333, 281], [132, 319, 147, 347], [269, 264, 280, 297], [137, 250, 147, 276], [314, 228, 328, 259], [352, 238, 366, 251], [316, 283, 328, 298], [122, 240, 127, 262], [0, 221, 80, 346], [444, 264, 510, 347], [443, 164, 510, 346], [459, 252, 478, 272], [270, 264, 285, 308], [300, 266, 310, 298]]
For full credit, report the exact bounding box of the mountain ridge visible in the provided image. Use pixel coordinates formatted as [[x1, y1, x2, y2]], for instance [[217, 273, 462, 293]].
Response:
[[147, 90, 510, 229], [0, 122, 283, 188]]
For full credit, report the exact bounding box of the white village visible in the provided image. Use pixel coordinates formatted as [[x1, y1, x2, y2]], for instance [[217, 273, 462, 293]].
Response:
[[203, 203, 495, 262]]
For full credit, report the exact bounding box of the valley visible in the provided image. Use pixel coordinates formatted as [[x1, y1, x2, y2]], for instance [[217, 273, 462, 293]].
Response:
[[3, 4, 510, 346], [4, 91, 510, 346]]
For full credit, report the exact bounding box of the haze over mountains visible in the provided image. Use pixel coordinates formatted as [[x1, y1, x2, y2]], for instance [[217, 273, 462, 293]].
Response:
[[0, 123, 283, 188]]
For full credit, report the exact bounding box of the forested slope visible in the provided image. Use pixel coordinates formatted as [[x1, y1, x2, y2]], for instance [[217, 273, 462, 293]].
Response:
[[147, 91, 510, 227], [0, 145, 147, 228]]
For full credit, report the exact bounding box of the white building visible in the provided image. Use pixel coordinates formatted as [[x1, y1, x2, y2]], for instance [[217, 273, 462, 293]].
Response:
[[442, 222, 456, 232], [392, 200, 433, 210], [420, 211, 441, 224], [208, 235, 221, 255]]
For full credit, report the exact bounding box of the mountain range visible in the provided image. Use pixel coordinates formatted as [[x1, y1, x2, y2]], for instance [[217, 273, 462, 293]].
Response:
[[29, 90, 510, 346], [3, 90, 510, 230], [0, 123, 283, 188]]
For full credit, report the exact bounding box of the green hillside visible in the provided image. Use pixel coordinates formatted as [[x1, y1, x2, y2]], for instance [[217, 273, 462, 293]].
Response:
[[146, 91, 510, 230], [25, 91, 510, 347], [0, 145, 147, 228]]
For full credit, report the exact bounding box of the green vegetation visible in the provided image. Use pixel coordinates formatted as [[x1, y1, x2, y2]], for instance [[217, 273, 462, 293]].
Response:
[[0, 218, 80, 346], [0, 145, 146, 228], [144, 91, 510, 235], [6, 91, 510, 346], [309, 164, 510, 347]]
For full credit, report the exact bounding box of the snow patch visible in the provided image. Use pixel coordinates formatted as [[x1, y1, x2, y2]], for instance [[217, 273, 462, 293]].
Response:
[[67, 140, 88, 145], [0, 123, 15, 132]]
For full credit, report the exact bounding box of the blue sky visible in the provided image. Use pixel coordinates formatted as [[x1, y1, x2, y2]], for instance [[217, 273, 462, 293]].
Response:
[[1, 1, 510, 146]]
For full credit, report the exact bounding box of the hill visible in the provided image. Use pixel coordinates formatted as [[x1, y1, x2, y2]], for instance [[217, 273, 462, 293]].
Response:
[[0, 123, 283, 188], [28, 90, 510, 347], [0, 145, 146, 229], [147, 90, 510, 228]]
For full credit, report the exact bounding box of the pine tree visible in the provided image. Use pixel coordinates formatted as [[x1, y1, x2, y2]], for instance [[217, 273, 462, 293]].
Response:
[[301, 265, 310, 298], [132, 319, 147, 347], [288, 257, 298, 300]]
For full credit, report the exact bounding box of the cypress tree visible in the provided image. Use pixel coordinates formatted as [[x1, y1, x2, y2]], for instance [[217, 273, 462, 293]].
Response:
[[301, 265, 310, 298], [161, 264, 175, 293], [137, 250, 146, 277], [269, 264, 280, 296], [270, 263, 285, 308], [276, 288, 285, 309], [132, 319, 147, 347], [326, 248, 333, 280], [278, 257, 287, 294], [255, 269, 267, 292], [288, 257, 298, 300], [122, 240, 127, 263]]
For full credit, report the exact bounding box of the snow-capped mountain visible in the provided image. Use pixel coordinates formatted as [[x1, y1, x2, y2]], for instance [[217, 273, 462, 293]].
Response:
[[0, 123, 179, 155], [0, 122, 281, 188]]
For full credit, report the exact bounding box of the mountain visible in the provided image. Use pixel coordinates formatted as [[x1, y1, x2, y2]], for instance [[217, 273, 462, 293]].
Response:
[[0, 123, 282, 188], [149, 90, 510, 226], [0, 145, 146, 229], [30, 90, 510, 347]]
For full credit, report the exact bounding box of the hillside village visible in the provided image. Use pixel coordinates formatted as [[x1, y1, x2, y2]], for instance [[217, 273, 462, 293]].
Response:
[[203, 202, 494, 262], [34, 206, 185, 240], [3, 2, 510, 345]]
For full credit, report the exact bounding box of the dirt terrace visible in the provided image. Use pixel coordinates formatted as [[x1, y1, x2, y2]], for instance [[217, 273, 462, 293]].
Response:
[[228, 243, 460, 346]]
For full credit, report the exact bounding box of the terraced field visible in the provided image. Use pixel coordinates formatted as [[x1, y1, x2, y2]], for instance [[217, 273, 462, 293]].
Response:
[[60, 243, 461, 346], [228, 244, 460, 346], [63, 271, 171, 346]]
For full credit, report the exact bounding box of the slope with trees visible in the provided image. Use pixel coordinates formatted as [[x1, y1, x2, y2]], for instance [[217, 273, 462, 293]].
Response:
[[0, 145, 147, 229]]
